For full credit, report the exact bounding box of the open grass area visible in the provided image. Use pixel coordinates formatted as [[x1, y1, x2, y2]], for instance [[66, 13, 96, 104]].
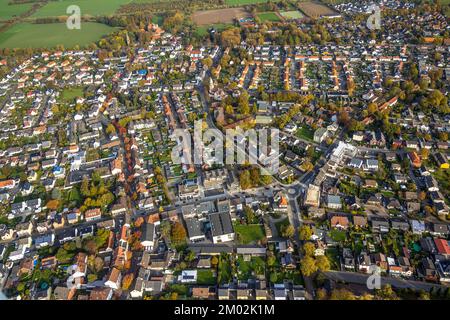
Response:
[[234, 223, 265, 244], [218, 255, 232, 284], [0, 22, 117, 49], [0, 0, 33, 21], [226, 0, 269, 5], [196, 23, 230, 36], [330, 229, 347, 242], [296, 125, 314, 141], [236, 255, 265, 280], [32, 0, 131, 18], [196, 269, 216, 285], [433, 168, 450, 199], [279, 10, 305, 20], [257, 11, 281, 22], [60, 87, 84, 102]]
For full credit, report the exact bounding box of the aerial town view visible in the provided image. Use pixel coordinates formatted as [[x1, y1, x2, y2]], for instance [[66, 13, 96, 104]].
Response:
[[0, 0, 449, 306]]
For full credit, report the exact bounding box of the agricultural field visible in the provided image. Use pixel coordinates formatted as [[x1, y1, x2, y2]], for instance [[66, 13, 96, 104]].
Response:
[[192, 7, 249, 25], [0, 22, 116, 48], [31, 0, 132, 18], [226, 0, 269, 5], [297, 1, 339, 18], [0, 0, 33, 21], [279, 10, 305, 20], [257, 11, 281, 22]]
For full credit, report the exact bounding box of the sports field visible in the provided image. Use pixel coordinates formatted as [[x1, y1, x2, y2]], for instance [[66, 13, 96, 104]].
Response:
[[0, 22, 116, 48], [226, 0, 269, 5], [279, 10, 305, 20], [31, 0, 132, 18], [257, 12, 281, 22], [0, 0, 33, 21]]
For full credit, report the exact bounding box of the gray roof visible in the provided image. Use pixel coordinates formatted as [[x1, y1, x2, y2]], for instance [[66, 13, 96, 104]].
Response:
[[185, 218, 204, 239], [209, 212, 234, 237], [236, 246, 267, 255], [141, 223, 155, 242]]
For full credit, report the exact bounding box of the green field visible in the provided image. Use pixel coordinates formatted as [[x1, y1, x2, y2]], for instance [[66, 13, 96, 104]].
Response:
[[330, 229, 347, 242], [196, 23, 229, 36], [234, 223, 265, 244], [60, 87, 84, 102], [226, 0, 269, 5], [296, 125, 314, 141], [32, 0, 132, 18], [0, 22, 117, 48], [0, 0, 33, 21], [257, 12, 281, 22], [279, 10, 304, 20], [237, 256, 265, 280], [196, 269, 216, 285]]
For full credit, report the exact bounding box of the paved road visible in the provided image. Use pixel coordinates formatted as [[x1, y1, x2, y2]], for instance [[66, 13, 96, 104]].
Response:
[[323, 270, 448, 291]]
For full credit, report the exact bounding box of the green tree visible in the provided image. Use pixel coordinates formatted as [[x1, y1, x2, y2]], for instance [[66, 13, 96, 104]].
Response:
[[315, 255, 331, 272], [299, 225, 313, 241], [239, 170, 252, 190], [281, 225, 295, 238], [171, 222, 187, 246], [300, 256, 317, 277], [303, 242, 315, 257], [330, 289, 356, 300]]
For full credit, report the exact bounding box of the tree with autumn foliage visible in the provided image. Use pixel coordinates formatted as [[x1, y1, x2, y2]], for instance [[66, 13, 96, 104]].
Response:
[[122, 273, 134, 290], [171, 222, 187, 247], [46, 199, 60, 210]]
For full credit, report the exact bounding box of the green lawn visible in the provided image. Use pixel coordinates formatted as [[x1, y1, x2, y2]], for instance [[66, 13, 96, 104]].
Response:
[[226, 0, 269, 5], [32, 0, 132, 18], [279, 10, 304, 20], [0, 22, 117, 49], [60, 87, 84, 102], [234, 223, 265, 244], [330, 229, 347, 242], [257, 12, 281, 22], [237, 256, 266, 280], [196, 269, 216, 285], [0, 0, 33, 21], [196, 23, 229, 36], [218, 255, 232, 284], [433, 168, 450, 199], [296, 126, 314, 141]]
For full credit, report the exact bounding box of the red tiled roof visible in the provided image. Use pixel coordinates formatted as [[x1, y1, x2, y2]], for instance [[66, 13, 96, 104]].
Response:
[[434, 238, 450, 255]]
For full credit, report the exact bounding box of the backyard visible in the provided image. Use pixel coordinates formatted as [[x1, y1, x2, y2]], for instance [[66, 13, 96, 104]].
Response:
[[196, 269, 216, 285], [236, 255, 266, 280], [296, 125, 314, 141], [234, 223, 266, 244]]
